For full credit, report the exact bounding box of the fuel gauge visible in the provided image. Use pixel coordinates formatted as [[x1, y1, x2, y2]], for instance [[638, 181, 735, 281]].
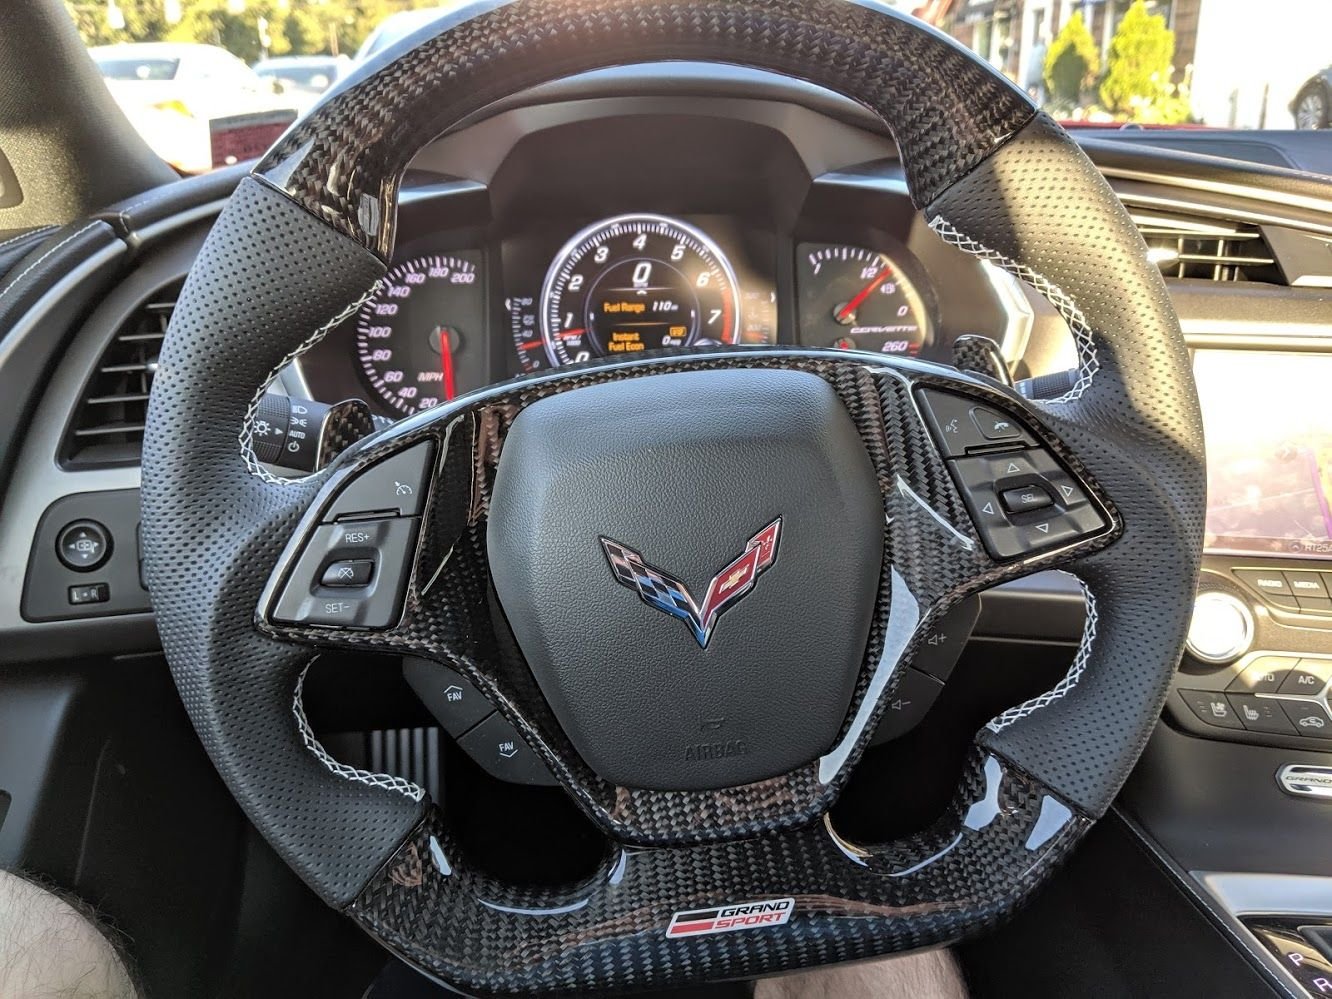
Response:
[[797, 243, 931, 356]]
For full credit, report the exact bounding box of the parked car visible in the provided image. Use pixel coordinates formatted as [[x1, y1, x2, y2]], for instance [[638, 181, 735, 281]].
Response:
[[1292, 66, 1332, 128], [354, 7, 458, 61], [90, 42, 298, 173], [252, 54, 351, 113]]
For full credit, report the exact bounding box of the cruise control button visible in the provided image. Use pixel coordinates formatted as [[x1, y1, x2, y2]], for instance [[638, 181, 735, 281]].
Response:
[[870, 668, 944, 745], [1278, 660, 1332, 697], [1280, 699, 1332, 737], [56, 520, 111, 571], [271, 517, 418, 629], [457, 713, 558, 786], [1227, 655, 1297, 694], [323, 441, 434, 522], [1226, 693, 1296, 735], [970, 405, 1033, 446], [1233, 569, 1299, 609], [1001, 484, 1054, 514], [1178, 688, 1244, 730], [320, 559, 374, 587], [402, 657, 491, 737]]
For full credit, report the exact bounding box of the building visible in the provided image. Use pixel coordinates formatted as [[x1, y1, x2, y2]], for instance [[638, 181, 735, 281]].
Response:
[[918, 0, 1329, 128]]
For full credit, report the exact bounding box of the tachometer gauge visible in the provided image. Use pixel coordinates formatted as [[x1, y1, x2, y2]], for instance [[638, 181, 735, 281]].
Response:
[[355, 253, 482, 416], [540, 214, 740, 366], [797, 243, 931, 356]]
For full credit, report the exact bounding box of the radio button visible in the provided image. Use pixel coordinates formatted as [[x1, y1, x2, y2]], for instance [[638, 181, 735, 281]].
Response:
[[1227, 655, 1298, 694], [1233, 569, 1299, 610]]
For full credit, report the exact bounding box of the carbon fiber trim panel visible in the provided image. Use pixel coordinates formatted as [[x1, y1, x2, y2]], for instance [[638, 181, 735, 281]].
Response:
[[259, 350, 1120, 845], [352, 750, 1089, 997], [255, 0, 1035, 256]]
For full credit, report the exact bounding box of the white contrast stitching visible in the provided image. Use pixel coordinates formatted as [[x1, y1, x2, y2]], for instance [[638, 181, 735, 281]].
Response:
[[292, 664, 425, 802], [0, 224, 57, 253], [0, 222, 102, 308], [238, 281, 381, 484], [987, 580, 1097, 733], [929, 216, 1098, 403]]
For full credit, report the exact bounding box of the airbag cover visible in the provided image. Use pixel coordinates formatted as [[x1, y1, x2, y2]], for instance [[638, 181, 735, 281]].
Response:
[[487, 368, 884, 790]]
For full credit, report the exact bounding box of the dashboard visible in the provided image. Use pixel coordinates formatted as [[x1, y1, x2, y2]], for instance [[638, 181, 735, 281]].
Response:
[[290, 105, 1019, 418], [8, 58, 1332, 999]]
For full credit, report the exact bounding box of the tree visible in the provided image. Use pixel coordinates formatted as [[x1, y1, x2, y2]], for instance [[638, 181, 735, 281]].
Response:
[[64, 0, 443, 61], [1100, 0, 1182, 121], [1043, 12, 1099, 111]]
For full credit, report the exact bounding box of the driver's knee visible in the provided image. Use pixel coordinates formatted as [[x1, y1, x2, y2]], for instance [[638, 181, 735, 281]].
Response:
[[0, 870, 140, 999]]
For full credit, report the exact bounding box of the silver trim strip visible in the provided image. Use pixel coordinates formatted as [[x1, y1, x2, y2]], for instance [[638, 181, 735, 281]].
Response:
[[1198, 871, 1332, 918], [1278, 765, 1332, 800]]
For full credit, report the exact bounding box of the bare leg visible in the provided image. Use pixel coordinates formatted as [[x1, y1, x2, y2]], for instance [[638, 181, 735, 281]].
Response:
[[755, 949, 969, 999], [0, 870, 139, 999]]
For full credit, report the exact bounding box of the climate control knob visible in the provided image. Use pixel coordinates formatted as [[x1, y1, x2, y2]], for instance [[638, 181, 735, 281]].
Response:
[[1186, 591, 1254, 664]]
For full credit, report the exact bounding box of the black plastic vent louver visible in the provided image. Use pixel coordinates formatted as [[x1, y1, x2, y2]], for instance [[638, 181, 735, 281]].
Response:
[[62, 285, 178, 467], [1133, 211, 1283, 284]]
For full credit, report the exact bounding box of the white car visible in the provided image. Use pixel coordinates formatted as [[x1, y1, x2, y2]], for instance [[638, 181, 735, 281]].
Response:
[[90, 42, 298, 174]]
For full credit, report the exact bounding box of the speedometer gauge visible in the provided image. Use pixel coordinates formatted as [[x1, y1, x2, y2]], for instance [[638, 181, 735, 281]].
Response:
[[355, 253, 482, 416], [540, 214, 740, 367], [797, 243, 931, 356]]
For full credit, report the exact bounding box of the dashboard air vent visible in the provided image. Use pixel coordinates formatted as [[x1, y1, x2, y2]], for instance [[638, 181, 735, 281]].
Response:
[[1133, 211, 1282, 284], [61, 285, 178, 467]]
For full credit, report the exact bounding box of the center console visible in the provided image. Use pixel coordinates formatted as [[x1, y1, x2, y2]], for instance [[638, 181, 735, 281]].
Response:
[[1136, 346, 1332, 998], [1171, 348, 1332, 756]]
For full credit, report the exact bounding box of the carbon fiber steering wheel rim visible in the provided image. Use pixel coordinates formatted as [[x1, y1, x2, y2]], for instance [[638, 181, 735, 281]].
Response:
[[141, 1, 1206, 993]]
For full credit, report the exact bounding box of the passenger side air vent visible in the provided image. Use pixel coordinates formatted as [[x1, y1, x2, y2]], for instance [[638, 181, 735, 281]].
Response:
[[61, 285, 178, 467], [1132, 211, 1283, 284]]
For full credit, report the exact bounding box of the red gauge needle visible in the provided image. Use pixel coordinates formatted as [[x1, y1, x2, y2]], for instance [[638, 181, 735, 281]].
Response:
[[439, 326, 456, 400], [836, 268, 892, 323], [557, 328, 586, 340]]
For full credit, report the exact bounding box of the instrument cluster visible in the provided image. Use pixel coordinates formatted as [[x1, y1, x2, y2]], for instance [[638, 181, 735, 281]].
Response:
[[307, 211, 937, 419]]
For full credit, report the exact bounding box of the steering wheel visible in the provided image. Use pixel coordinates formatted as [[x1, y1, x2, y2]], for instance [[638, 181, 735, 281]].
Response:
[[141, 0, 1205, 992]]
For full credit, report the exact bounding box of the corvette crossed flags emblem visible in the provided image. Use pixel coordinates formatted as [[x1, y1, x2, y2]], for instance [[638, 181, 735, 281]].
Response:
[[600, 519, 782, 648]]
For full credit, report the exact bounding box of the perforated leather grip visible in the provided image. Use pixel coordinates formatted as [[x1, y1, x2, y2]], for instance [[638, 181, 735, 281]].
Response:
[[929, 113, 1205, 814], [142, 0, 1202, 975]]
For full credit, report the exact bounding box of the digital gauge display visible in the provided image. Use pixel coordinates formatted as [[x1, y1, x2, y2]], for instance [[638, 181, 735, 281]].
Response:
[[538, 214, 742, 367]]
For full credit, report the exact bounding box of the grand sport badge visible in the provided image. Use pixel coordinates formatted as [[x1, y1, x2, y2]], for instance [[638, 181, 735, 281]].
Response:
[[666, 897, 795, 938]]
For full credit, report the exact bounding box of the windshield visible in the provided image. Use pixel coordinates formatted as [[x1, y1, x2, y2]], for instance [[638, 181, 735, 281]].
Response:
[[92, 55, 179, 81], [66, 0, 1332, 173]]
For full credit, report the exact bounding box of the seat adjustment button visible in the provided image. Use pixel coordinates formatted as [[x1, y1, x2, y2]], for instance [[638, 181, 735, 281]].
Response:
[[1178, 688, 1245, 730]]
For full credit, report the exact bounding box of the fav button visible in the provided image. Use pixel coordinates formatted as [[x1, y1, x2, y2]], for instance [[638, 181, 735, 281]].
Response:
[[1178, 688, 1244, 730], [457, 713, 558, 786]]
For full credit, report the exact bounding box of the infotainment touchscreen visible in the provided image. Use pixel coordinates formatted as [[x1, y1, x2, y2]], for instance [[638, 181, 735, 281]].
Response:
[[1197, 349, 1332, 559]]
